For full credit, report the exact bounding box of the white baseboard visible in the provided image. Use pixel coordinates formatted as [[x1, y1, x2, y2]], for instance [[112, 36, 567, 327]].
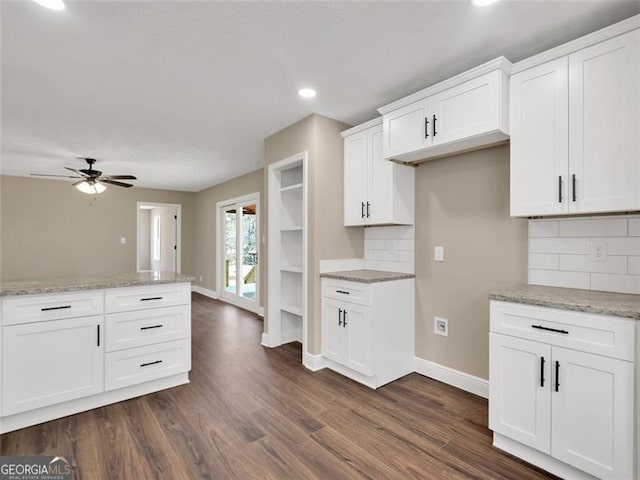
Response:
[[414, 356, 489, 399], [261, 332, 280, 348], [303, 352, 327, 372], [191, 285, 218, 299]]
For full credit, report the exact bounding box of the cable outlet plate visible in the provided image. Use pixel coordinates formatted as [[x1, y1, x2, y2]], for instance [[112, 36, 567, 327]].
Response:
[[434, 317, 448, 337]]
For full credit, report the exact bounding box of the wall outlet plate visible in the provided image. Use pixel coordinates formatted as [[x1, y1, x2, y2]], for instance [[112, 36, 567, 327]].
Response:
[[434, 316, 448, 337], [434, 246, 444, 262], [590, 241, 607, 263]]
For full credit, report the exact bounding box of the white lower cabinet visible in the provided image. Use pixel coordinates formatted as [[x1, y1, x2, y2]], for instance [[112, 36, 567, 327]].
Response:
[[2, 315, 104, 416], [321, 277, 413, 389], [490, 301, 637, 480]]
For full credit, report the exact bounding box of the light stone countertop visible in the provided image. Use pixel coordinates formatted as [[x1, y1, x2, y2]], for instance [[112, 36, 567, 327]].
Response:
[[320, 269, 415, 284], [0, 271, 195, 297], [490, 284, 640, 320]]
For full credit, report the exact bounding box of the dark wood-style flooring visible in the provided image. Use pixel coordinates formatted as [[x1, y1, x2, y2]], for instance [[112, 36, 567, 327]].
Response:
[[1, 293, 556, 479]]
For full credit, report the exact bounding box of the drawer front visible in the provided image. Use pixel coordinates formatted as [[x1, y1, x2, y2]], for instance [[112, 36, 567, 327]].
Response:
[[105, 339, 191, 391], [490, 301, 635, 361], [2, 291, 104, 326], [105, 305, 190, 352], [322, 279, 370, 306], [105, 283, 190, 313]]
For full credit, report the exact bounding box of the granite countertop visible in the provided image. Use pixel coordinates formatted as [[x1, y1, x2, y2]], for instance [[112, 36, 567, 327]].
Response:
[[320, 269, 415, 284], [0, 272, 195, 297], [490, 284, 640, 320]]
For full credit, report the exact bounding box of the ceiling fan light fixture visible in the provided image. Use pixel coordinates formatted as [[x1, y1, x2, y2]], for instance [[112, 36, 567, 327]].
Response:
[[33, 0, 66, 10], [76, 180, 107, 194]]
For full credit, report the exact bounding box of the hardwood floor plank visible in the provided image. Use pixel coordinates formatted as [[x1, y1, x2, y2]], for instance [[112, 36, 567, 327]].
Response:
[[0, 293, 558, 479]]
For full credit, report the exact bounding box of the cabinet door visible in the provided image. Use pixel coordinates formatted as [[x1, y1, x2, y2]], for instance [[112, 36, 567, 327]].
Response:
[[343, 131, 368, 226], [569, 29, 640, 213], [382, 98, 431, 159], [321, 299, 346, 364], [430, 70, 502, 146], [489, 333, 551, 454], [366, 125, 393, 225], [551, 347, 633, 480], [2, 316, 104, 416], [510, 58, 569, 216], [342, 303, 372, 376]]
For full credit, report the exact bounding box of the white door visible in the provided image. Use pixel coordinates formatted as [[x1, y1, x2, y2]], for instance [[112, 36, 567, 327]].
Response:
[[2, 316, 104, 416], [343, 303, 372, 376], [221, 198, 259, 307], [343, 131, 368, 226], [430, 70, 501, 146], [510, 57, 569, 216], [366, 126, 394, 225], [382, 98, 432, 159], [551, 347, 634, 480], [322, 299, 346, 364], [489, 333, 551, 454], [568, 29, 640, 213]]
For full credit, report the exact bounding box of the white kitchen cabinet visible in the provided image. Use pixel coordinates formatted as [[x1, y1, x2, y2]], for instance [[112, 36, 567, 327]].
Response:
[[568, 29, 640, 214], [342, 118, 414, 227], [510, 58, 569, 216], [510, 27, 640, 217], [379, 58, 511, 164], [321, 277, 413, 389], [489, 301, 637, 480], [2, 315, 104, 416]]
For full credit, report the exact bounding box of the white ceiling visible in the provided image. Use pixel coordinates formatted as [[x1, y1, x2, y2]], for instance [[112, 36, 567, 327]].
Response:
[[2, 1, 639, 192]]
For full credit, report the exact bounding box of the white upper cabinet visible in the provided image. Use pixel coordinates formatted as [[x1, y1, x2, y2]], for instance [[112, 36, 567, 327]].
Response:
[[379, 58, 511, 164], [510, 26, 640, 217], [568, 29, 640, 214], [510, 58, 569, 216], [342, 118, 414, 226]]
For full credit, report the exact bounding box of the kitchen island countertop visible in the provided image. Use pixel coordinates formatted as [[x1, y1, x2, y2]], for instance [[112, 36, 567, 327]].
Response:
[[0, 271, 195, 297]]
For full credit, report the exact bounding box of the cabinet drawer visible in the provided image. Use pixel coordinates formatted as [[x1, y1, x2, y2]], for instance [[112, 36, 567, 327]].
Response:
[[105, 339, 190, 391], [105, 283, 190, 313], [322, 280, 370, 306], [2, 291, 104, 326], [105, 305, 190, 352], [490, 301, 635, 361]]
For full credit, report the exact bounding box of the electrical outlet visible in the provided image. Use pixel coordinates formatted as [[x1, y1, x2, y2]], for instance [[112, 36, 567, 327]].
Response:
[[120, 237, 126, 245], [590, 241, 607, 263], [434, 317, 448, 337], [199, 275, 203, 282], [434, 246, 444, 262]]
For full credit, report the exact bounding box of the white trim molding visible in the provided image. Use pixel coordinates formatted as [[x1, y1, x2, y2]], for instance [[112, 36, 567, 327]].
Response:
[[341, 116, 382, 138], [303, 352, 327, 372], [261, 332, 280, 348], [191, 285, 218, 299], [136, 201, 182, 274], [414, 356, 489, 399]]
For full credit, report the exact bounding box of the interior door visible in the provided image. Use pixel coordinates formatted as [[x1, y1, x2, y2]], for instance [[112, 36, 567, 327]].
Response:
[[366, 125, 393, 225], [489, 333, 551, 454], [551, 347, 634, 479], [568, 29, 640, 213]]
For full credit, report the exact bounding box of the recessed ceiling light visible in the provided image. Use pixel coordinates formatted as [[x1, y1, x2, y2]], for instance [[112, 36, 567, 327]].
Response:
[[33, 0, 66, 10], [298, 88, 316, 99], [472, 0, 498, 5]]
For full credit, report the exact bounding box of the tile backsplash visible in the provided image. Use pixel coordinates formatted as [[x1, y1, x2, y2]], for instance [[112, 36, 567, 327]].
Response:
[[529, 215, 640, 294], [364, 226, 414, 274]]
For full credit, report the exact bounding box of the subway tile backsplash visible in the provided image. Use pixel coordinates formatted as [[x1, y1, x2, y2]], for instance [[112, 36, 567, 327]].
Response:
[[529, 215, 640, 294], [364, 226, 414, 274]]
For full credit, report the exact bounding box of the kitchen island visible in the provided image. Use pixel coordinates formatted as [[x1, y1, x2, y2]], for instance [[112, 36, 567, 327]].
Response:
[[0, 272, 194, 433]]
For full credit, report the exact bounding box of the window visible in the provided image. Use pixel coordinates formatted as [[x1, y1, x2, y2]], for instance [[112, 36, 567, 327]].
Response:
[[153, 215, 161, 262]]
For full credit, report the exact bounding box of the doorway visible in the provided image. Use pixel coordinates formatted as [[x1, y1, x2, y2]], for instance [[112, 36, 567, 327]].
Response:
[[136, 202, 181, 273], [217, 193, 260, 313]]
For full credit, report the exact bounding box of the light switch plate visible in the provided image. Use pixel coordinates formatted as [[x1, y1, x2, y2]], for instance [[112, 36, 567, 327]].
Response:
[[434, 317, 448, 336], [120, 237, 126, 245], [434, 246, 444, 262]]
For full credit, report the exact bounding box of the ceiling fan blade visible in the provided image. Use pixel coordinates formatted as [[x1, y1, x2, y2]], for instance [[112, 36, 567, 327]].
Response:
[[30, 173, 83, 178], [101, 175, 137, 180], [71, 180, 86, 186], [65, 167, 87, 176], [101, 179, 133, 188]]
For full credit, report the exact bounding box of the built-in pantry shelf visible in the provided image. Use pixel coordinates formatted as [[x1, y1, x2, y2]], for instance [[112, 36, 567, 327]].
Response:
[[280, 182, 303, 193], [280, 226, 303, 232], [280, 266, 302, 274], [280, 304, 303, 316]]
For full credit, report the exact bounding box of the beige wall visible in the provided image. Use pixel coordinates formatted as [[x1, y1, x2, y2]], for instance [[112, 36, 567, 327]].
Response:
[[193, 169, 264, 305], [0, 175, 196, 281], [414, 145, 528, 380], [264, 114, 364, 353]]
